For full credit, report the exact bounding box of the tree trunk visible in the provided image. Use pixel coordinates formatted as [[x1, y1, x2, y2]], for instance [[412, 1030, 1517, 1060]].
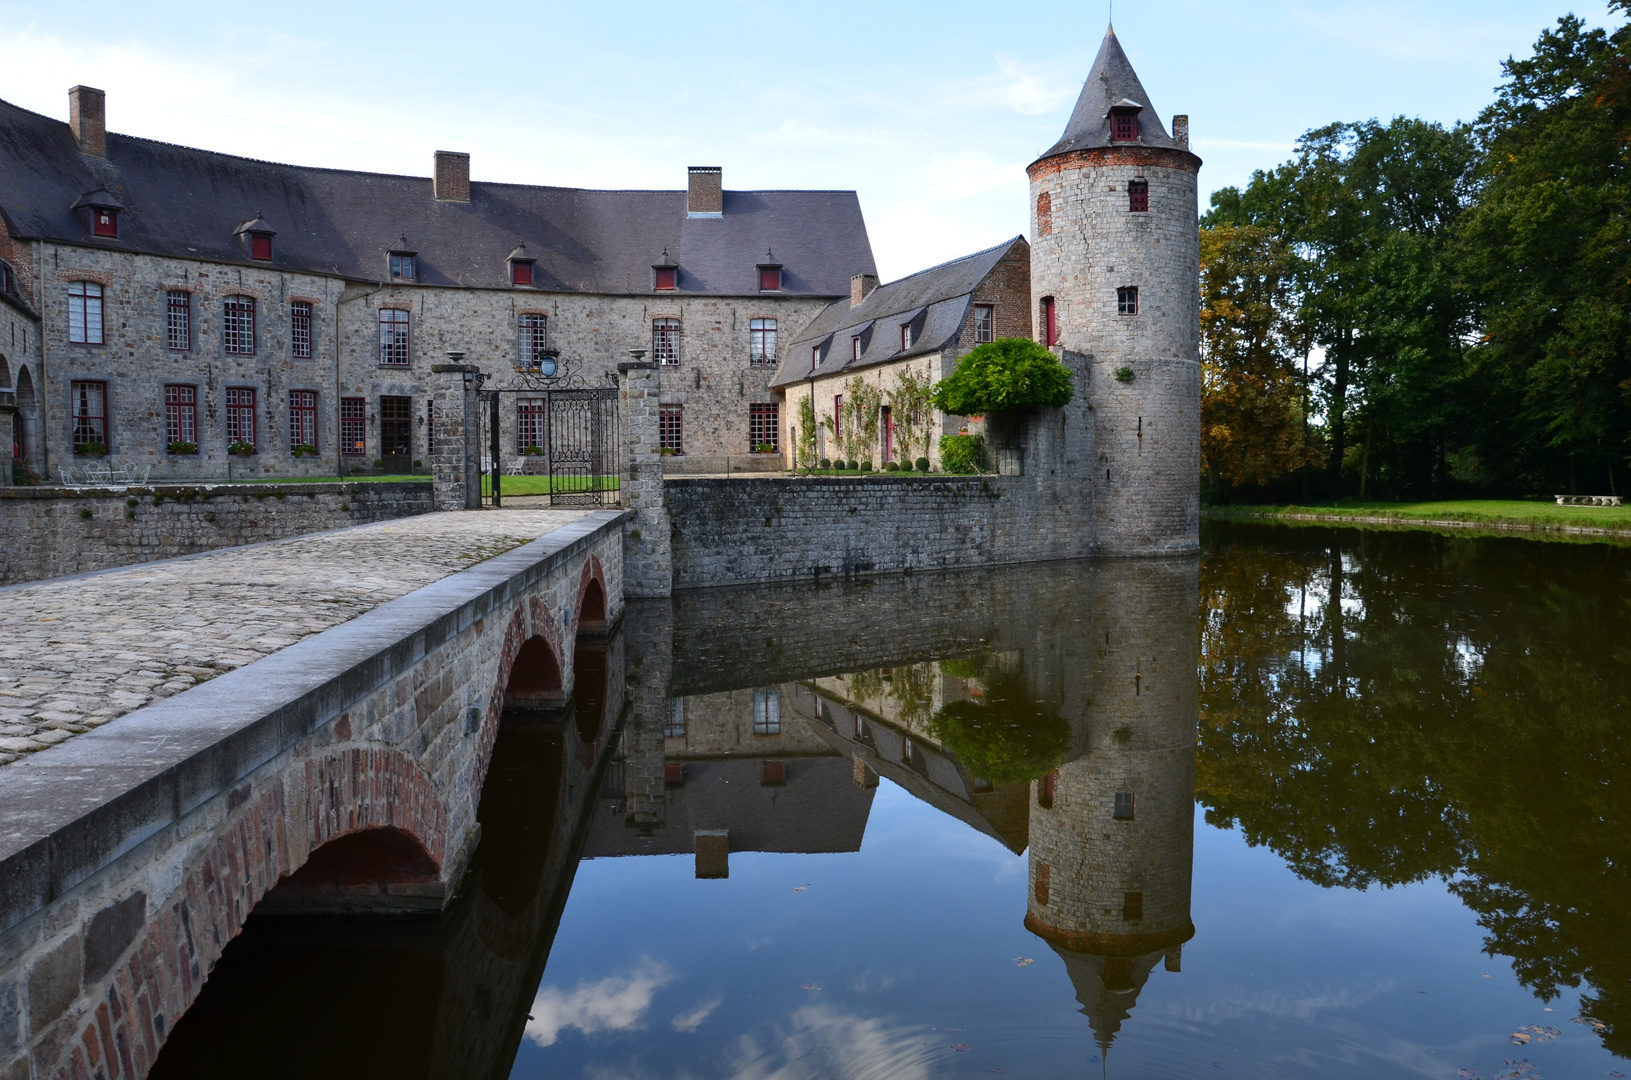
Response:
[[1358, 420, 1374, 500], [1328, 339, 1348, 497]]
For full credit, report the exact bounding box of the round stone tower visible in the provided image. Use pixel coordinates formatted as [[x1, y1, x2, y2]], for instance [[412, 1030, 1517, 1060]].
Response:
[[1029, 25, 1201, 556], [1024, 556, 1198, 1055]]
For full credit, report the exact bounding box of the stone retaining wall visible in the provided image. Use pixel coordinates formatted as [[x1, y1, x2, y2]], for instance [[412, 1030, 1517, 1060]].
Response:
[[665, 468, 1093, 590], [0, 481, 433, 585]]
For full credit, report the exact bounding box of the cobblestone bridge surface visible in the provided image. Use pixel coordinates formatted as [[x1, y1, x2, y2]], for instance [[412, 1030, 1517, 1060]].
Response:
[[0, 510, 589, 767]]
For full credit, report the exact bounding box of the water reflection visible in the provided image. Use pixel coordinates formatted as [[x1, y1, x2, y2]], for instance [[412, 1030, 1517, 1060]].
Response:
[[149, 527, 1631, 1076]]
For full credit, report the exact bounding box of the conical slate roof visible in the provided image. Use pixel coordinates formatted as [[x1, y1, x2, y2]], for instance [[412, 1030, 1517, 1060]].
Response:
[[1041, 26, 1181, 158]]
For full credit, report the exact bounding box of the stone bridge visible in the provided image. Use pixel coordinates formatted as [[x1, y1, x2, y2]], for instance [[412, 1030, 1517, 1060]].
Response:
[[0, 509, 626, 1080]]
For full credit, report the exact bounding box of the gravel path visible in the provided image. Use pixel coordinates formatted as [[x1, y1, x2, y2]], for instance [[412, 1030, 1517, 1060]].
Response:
[[0, 509, 590, 766]]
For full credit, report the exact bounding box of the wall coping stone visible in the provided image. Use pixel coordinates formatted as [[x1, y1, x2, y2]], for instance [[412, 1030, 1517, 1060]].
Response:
[[0, 480, 431, 501], [0, 508, 629, 935]]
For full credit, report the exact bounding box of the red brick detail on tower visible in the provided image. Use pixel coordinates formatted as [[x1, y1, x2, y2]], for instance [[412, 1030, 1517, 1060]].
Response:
[[1022, 912, 1196, 958], [1026, 145, 1200, 183]]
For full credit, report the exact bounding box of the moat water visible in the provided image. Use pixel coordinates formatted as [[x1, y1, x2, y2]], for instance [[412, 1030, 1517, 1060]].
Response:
[[150, 523, 1629, 1079]]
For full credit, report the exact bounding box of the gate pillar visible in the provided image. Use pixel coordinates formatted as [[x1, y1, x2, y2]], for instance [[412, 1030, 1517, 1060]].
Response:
[[618, 360, 672, 597], [431, 362, 482, 511], [0, 391, 15, 488]]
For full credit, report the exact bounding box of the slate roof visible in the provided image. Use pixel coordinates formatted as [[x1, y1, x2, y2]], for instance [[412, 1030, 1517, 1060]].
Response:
[[1040, 26, 1182, 159], [768, 236, 1024, 389], [0, 97, 876, 296]]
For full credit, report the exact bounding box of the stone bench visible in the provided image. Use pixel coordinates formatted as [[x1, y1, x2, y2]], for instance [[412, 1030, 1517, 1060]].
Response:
[[1555, 494, 1623, 506]]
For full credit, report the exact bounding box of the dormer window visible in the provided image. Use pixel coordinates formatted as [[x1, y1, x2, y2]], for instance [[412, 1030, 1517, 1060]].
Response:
[[757, 249, 783, 292], [1109, 101, 1142, 143], [811, 345, 821, 372], [901, 323, 913, 350], [389, 250, 417, 281], [92, 209, 118, 238], [852, 336, 862, 362], [73, 190, 124, 240], [236, 215, 276, 262], [507, 245, 535, 286], [1129, 180, 1149, 212], [653, 248, 678, 291]]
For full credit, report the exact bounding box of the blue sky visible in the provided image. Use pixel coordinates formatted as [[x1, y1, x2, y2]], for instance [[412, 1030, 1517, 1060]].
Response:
[[1, 1, 1615, 279]]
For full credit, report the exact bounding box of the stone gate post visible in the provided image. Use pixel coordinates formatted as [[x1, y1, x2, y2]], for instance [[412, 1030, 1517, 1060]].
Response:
[[0, 389, 15, 487], [618, 360, 672, 597], [431, 362, 482, 511]]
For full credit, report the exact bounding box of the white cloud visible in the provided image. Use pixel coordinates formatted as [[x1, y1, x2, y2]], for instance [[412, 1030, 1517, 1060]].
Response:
[[524, 959, 675, 1048], [672, 995, 724, 1033], [723, 1004, 933, 1080]]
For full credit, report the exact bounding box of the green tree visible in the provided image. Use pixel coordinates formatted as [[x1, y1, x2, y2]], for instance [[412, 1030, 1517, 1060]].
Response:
[[930, 338, 1074, 416]]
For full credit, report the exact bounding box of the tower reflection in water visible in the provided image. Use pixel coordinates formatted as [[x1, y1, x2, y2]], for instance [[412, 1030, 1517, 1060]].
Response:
[[152, 557, 1199, 1076]]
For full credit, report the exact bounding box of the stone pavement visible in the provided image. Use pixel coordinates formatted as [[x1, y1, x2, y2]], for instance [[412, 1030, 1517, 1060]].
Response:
[[0, 509, 591, 767]]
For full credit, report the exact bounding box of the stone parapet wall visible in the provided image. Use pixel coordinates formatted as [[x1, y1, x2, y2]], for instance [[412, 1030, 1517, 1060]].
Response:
[[666, 466, 1094, 590], [0, 480, 432, 585]]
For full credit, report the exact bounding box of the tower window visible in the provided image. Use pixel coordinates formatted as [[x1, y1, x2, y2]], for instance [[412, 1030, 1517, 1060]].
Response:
[[1122, 892, 1144, 921], [1114, 791, 1136, 819], [1111, 110, 1138, 142], [1034, 863, 1051, 906], [1041, 296, 1057, 346], [1129, 179, 1149, 212], [1038, 770, 1058, 810], [1035, 190, 1052, 236], [1117, 287, 1139, 316]]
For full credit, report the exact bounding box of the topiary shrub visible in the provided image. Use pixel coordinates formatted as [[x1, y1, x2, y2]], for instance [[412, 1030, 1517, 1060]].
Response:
[[884, 460, 900, 471], [931, 337, 1074, 416], [940, 433, 983, 474], [859, 459, 873, 472], [847, 459, 859, 471], [819, 457, 831, 469], [915, 456, 931, 472]]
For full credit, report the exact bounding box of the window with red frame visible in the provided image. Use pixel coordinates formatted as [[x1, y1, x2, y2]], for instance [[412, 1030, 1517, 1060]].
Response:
[[652, 318, 682, 365], [851, 335, 862, 361], [653, 267, 676, 291], [290, 301, 313, 359], [1128, 179, 1149, 212], [71, 381, 106, 452], [811, 345, 821, 372], [752, 688, 780, 734], [749, 317, 777, 364], [749, 402, 779, 452], [425, 400, 436, 457], [974, 304, 995, 343], [511, 260, 534, 286], [659, 406, 683, 454], [164, 385, 196, 449], [1041, 297, 1058, 346], [68, 282, 104, 344], [378, 308, 410, 366], [223, 295, 256, 354], [249, 234, 272, 260], [92, 209, 117, 238], [519, 313, 548, 366], [832, 394, 843, 442], [225, 388, 256, 448], [517, 398, 546, 454], [1111, 110, 1138, 142], [758, 267, 781, 291], [166, 291, 191, 351], [288, 390, 317, 450], [1117, 286, 1139, 316], [340, 397, 366, 456]]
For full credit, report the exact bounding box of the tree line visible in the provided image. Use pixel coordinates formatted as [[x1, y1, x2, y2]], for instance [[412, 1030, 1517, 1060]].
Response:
[[1200, 5, 1631, 501]]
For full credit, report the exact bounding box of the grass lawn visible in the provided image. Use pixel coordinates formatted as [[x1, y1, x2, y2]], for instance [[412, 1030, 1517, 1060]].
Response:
[[480, 475, 620, 496], [1207, 499, 1631, 533], [234, 474, 429, 484]]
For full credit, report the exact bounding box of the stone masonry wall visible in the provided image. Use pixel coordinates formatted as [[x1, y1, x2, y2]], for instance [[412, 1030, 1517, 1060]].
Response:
[[0, 481, 431, 586], [1029, 146, 1202, 556], [0, 513, 625, 1080], [665, 462, 1094, 590]]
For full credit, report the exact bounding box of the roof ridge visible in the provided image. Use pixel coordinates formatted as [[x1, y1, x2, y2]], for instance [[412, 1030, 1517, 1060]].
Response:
[[875, 235, 1023, 289]]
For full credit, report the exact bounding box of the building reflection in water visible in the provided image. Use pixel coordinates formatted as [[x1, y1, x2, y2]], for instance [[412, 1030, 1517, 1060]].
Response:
[[150, 557, 1200, 1076]]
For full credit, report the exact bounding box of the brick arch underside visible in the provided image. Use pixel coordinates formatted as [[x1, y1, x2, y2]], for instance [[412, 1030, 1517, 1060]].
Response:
[[49, 746, 447, 1080], [575, 557, 608, 632], [469, 591, 568, 814]]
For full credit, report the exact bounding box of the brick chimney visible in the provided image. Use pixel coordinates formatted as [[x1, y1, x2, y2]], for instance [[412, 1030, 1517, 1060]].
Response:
[[687, 166, 722, 218], [851, 273, 879, 307], [1172, 115, 1189, 150], [434, 151, 470, 202], [69, 86, 106, 157]]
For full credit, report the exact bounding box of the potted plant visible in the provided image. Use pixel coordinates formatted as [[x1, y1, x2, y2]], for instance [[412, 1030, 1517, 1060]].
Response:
[[227, 440, 256, 456], [291, 443, 318, 458], [168, 440, 198, 455], [752, 442, 776, 454], [74, 441, 108, 457], [523, 444, 544, 456]]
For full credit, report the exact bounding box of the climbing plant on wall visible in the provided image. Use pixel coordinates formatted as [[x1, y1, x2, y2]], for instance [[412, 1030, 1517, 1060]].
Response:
[[796, 393, 819, 469], [843, 377, 883, 463], [888, 365, 938, 463]]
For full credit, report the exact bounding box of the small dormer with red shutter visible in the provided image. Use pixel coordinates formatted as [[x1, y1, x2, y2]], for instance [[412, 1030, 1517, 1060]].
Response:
[[507, 244, 535, 286], [652, 248, 678, 292], [1108, 98, 1143, 143], [72, 190, 123, 239], [757, 249, 783, 292], [236, 214, 275, 261]]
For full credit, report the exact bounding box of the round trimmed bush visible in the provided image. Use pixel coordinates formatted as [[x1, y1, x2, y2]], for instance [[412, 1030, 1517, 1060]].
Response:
[[859, 460, 873, 472], [884, 461, 900, 471], [847, 459, 859, 471], [915, 456, 931, 472], [819, 457, 831, 469]]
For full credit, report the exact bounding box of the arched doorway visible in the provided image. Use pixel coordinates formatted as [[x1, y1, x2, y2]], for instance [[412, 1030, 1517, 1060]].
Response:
[[13, 366, 35, 473]]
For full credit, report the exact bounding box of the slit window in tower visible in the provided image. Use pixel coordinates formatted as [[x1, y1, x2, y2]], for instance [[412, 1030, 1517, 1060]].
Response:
[[1041, 296, 1057, 345], [1034, 863, 1051, 906], [1122, 891, 1144, 921], [1039, 770, 1058, 809], [1118, 286, 1139, 316], [752, 688, 781, 735], [1129, 179, 1149, 212], [1114, 792, 1136, 820]]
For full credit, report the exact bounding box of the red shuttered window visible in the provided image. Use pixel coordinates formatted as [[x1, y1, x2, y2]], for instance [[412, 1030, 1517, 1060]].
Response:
[[1129, 179, 1149, 212], [750, 402, 779, 452], [659, 406, 683, 454]]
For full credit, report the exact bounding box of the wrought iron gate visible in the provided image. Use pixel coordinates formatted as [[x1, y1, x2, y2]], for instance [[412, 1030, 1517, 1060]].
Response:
[[477, 357, 619, 508]]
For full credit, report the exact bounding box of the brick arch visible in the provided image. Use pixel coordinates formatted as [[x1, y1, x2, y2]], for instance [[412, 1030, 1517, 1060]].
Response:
[[575, 556, 608, 633], [469, 595, 568, 810], [303, 746, 450, 870]]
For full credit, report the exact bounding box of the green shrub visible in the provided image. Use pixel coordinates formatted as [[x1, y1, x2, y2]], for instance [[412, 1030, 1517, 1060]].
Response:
[[79, 508, 92, 519], [523, 445, 543, 456], [11, 464, 40, 485], [168, 441, 197, 455], [930, 338, 1074, 416], [752, 442, 776, 454], [228, 441, 257, 456], [930, 676, 1071, 785], [1114, 365, 1135, 383], [291, 443, 318, 457], [915, 456, 930, 472], [859, 460, 873, 472], [884, 460, 900, 471], [819, 457, 831, 469], [847, 459, 859, 471], [75, 441, 107, 457], [940, 434, 983, 474]]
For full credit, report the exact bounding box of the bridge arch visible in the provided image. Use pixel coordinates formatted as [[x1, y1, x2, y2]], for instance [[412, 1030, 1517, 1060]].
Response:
[[576, 557, 608, 634]]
